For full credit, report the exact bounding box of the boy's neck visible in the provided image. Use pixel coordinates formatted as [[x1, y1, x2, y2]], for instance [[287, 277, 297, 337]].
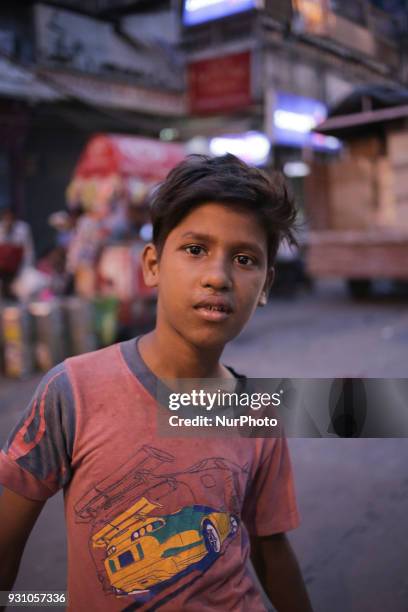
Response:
[[138, 329, 232, 379]]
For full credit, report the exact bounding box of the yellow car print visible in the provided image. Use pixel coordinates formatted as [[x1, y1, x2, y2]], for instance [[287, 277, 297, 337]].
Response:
[[92, 497, 239, 596]]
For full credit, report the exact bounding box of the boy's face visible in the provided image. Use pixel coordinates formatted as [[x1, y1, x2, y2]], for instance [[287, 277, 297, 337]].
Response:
[[143, 202, 274, 350]]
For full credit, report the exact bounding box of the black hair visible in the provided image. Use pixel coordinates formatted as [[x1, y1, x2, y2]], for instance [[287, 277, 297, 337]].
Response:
[[150, 154, 298, 266]]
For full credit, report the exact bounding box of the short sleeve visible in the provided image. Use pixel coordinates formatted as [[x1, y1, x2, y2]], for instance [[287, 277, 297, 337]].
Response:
[[0, 363, 75, 501], [242, 436, 300, 536]]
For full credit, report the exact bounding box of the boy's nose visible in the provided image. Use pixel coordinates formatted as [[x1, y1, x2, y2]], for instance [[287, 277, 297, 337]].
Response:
[[200, 259, 232, 291]]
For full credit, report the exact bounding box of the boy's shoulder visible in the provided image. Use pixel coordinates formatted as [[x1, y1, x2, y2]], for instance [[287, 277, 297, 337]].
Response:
[[65, 341, 121, 368], [20, 343, 130, 410], [63, 341, 126, 381], [62, 339, 152, 402]]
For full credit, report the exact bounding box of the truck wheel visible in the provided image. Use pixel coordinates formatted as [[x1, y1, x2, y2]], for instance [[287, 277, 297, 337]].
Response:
[[347, 279, 372, 299]]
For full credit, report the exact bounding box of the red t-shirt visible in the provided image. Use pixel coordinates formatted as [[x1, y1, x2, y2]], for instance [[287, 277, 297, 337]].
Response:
[[0, 338, 300, 611]]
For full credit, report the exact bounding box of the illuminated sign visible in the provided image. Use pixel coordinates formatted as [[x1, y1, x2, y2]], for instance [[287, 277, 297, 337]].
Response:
[[209, 131, 270, 166], [183, 0, 257, 26], [292, 0, 328, 35], [273, 92, 341, 151]]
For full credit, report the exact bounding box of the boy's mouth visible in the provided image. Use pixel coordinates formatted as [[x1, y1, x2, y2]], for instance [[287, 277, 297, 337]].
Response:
[[193, 298, 233, 322]]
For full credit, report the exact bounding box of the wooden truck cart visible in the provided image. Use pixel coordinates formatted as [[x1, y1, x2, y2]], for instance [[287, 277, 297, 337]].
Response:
[[305, 86, 408, 297]]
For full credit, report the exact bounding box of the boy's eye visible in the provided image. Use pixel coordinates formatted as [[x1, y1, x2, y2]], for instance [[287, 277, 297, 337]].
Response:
[[185, 245, 206, 256], [234, 254, 256, 266]]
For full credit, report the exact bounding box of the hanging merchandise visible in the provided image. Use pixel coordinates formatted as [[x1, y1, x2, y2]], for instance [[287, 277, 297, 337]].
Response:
[[65, 134, 185, 338], [66, 133, 186, 215]]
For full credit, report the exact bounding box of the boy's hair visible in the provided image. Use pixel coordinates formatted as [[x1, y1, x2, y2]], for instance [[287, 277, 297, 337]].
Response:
[[150, 154, 298, 266]]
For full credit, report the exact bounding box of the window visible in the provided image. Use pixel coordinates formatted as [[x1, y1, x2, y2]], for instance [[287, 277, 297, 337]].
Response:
[[118, 550, 134, 568]]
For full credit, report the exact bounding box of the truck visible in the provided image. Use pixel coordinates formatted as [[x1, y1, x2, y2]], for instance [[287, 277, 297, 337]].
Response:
[[305, 85, 408, 297]]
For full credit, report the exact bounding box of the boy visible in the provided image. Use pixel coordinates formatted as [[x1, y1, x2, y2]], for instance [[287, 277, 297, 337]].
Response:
[[0, 154, 313, 611]]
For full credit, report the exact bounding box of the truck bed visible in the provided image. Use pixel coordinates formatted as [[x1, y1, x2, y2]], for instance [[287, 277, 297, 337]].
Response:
[[307, 230, 408, 279]]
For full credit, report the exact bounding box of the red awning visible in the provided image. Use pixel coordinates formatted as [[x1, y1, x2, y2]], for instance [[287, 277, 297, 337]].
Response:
[[73, 133, 186, 182]]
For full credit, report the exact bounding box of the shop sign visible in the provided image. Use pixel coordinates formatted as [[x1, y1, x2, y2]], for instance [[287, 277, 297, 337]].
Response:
[[183, 0, 258, 26], [209, 131, 270, 166], [188, 51, 252, 114], [273, 92, 341, 151]]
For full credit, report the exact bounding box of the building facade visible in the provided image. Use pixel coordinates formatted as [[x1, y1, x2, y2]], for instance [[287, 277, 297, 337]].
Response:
[[0, 0, 405, 253]]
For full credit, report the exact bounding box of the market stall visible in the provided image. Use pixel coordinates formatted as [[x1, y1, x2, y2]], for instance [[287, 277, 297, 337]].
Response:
[[66, 133, 186, 342]]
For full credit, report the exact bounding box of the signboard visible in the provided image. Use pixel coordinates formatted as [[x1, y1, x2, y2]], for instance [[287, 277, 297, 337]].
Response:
[[273, 92, 341, 151], [188, 51, 252, 114], [183, 0, 257, 26], [73, 134, 186, 181], [42, 70, 185, 116], [209, 132, 270, 166], [292, 0, 329, 35]]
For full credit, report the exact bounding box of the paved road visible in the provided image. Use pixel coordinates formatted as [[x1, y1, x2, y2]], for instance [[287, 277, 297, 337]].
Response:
[[0, 281, 407, 611], [224, 280, 408, 377]]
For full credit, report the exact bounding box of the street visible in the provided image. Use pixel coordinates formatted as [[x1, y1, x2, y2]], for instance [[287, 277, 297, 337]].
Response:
[[223, 280, 408, 378], [0, 280, 407, 611]]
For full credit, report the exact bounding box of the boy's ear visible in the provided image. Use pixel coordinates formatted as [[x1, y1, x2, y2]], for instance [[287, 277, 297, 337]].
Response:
[[258, 267, 275, 307], [141, 243, 160, 288]]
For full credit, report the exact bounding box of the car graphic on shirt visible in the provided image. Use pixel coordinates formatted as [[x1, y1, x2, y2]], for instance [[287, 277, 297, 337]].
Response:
[[92, 497, 239, 596]]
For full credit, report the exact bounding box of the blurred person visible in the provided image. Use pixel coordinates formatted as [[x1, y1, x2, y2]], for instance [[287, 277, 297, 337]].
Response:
[[0, 208, 35, 267], [47, 208, 84, 296], [107, 190, 152, 244], [0, 208, 35, 299], [0, 155, 312, 612], [65, 207, 110, 298], [48, 207, 83, 251], [99, 199, 154, 341], [130, 201, 153, 242], [37, 245, 70, 298]]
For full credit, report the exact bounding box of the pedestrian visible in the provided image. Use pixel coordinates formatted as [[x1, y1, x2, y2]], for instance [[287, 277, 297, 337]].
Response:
[[0, 154, 313, 611], [0, 208, 35, 299]]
